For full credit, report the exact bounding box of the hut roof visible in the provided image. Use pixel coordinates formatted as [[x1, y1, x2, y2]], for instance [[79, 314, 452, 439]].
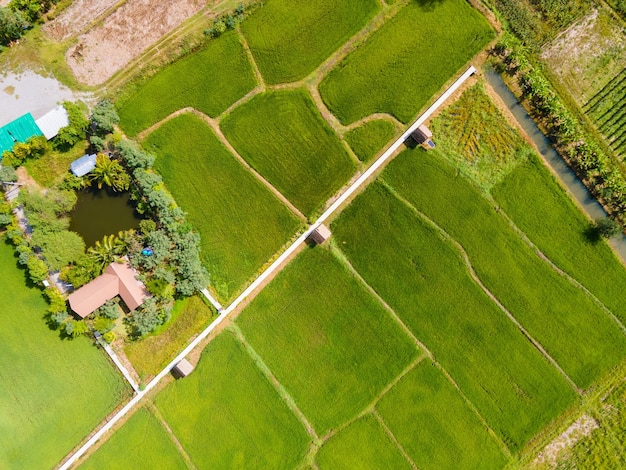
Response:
[[0, 113, 44, 155], [309, 224, 332, 245], [35, 106, 69, 140], [70, 154, 97, 177], [410, 124, 433, 144], [173, 358, 194, 377]]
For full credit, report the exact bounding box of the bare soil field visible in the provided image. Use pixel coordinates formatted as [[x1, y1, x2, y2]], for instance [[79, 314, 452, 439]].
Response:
[[43, 0, 120, 41], [65, 0, 206, 86]]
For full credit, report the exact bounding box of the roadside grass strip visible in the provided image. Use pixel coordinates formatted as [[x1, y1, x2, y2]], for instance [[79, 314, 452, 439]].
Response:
[[78, 408, 188, 470], [383, 150, 626, 389], [345, 120, 397, 163], [377, 361, 508, 470], [241, 0, 379, 84], [221, 89, 356, 216], [492, 153, 626, 323], [155, 331, 309, 468], [331, 184, 576, 451], [236, 248, 418, 435], [117, 31, 256, 136], [316, 414, 412, 470], [0, 241, 128, 469], [319, 0, 494, 125], [145, 113, 300, 301]]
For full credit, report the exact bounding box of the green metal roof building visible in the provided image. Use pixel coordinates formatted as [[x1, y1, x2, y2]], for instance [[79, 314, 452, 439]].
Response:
[[0, 113, 44, 156]]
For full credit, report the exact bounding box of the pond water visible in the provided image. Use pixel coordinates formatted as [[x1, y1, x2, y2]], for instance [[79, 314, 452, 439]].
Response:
[[69, 188, 141, 247]]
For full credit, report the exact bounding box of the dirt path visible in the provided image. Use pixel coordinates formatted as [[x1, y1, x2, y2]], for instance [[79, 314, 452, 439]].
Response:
[[372, 410, 418, 470], [147, 402, 197, 469]]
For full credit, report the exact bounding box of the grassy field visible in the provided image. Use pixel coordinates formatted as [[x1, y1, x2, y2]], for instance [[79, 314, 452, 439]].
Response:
[[378, 361, 507, 469], [125, 295, 215, 382], [383, 149, 626, 389], [319, 0, 494, 124], [344, 120, 396, 163], [221, 89, 356, 216], [236, 248, 417, 435], [316, 414, 411, 469], [0, 241, 128, 469], [117, 31, 256, 136], [492, 153, 626, 323], [144, 113, 300, 301], [79, 408, 187, 469], [331, 184, 575, 451], [155, 331, 309, 468], [241, 0, 379, 84]]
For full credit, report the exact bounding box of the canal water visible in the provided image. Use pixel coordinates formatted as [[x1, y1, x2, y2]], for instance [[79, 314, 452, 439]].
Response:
[[484, 69, 626, 261]]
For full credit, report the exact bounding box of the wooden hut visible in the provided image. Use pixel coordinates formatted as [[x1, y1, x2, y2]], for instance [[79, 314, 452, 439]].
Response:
[[308, 224, 332, 245], [173, 358, 194, 378], [411, 124, 435, 149]]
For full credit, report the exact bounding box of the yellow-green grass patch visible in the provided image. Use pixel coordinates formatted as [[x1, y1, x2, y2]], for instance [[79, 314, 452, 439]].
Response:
[[144, 113, 300, 301], [332, 183, 575, 451], [344, 120, 396, 163], [319, 0, 494, 125], [221, 89, 356, 216], [155, 330, 310, 468]]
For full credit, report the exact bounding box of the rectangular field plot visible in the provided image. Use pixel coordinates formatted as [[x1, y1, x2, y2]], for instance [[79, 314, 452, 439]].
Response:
[[0, 242, 128, 469], [236, 248, 418, 435], [316, 414, 412, 470], [345, 119, 397, 163], [118, 31, 256, 136], [383, 150, 626, 389], [144, 113, 300, 301], [377, 361, 507, 470], [331, 184, 575, 451], [319, 0, 494, 125], [78, 408, 187, 470], [241, 0, 379, 84], [492, 153, 626, 323], [155, 331, 309, 468], [221, 89, 356, 216]]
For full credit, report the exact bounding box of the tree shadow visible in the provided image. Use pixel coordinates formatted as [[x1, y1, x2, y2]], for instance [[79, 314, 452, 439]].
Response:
[[583, 225, 601, 244]]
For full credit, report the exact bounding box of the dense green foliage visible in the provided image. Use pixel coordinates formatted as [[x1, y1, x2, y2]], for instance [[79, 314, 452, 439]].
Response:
[[117, 31, 256, 136], [155, 331, 309, 468], [221, 89, 356, 216], [332, 183, 575, 451], [144, 113, 300, 301], [80, 408, 187, 469], [241, 0, 379, 84], [90, 99, 120, 135], [607, 0, 626, 20], [0, 7, 26, 45], [316, 415, 411, 469], [344, 120, 396, 163], [378, 361, 507, 469], [237, 248, 417, 434], [0, 241, 127, 469], [319, 0, 494, 124], [383, 150, 626, 388]]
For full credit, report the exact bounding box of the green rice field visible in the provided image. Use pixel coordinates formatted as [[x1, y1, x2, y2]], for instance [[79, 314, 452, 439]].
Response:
[[144, 113, 300, 301], [382, 150, 626, 389], [319, 0, 494, 124], [236, 248, 418, 435], [221, 89, 356, 216], [79, 408, 187, 470], [118, 31, 256, 136], [344, 120, 397, 163], [241, 0, 379, 84], [331, 183, 575, 451], [0, 241, 128, 469], [155, 331, 309, 468], [377, 361, 507, 469]]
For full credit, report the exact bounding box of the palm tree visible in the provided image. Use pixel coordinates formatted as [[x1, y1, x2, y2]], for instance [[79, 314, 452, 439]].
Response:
[[90, 154, 130, 192], [88, 233, 126, 272]]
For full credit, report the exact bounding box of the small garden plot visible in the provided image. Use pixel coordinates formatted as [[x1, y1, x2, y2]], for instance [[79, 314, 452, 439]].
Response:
[[377, 361, 507, 470], [79, 408, 187, 470], [344, 120, 397, 163], [316, 415, 411, 470], [383, 150, 626, 389], [0, 241, 128, 469], [155, 331, 309, 468], [236, 248, 418, 435], [241, 0, 379, 84], [145, 113, 300, 301], [118, 31, 256, 137], [331, 183, 575, 452], [492, 153, 626, 323], [319, 0, 494, 125], [221, 89, 356, 216]]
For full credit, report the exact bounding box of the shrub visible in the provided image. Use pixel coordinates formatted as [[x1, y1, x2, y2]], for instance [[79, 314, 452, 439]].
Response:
[[90, 99, 120, 135], [54, 102, 89, 151], [595, 217, 622, 239], [102, 331, 115, 343], [0, 165, 18, 182], [26, 255, 48, 283], [0, 6, 25, 46]]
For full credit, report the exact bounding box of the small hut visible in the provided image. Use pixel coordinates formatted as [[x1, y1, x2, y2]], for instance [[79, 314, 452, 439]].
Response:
[[173, 358, 194, 378], [308, 224, 332, 245], [411, 124, 435, 149], [70, 154, 97, 177]]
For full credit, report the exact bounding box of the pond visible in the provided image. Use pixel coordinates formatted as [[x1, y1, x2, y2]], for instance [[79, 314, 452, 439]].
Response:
[[69, 188, 141, 247]]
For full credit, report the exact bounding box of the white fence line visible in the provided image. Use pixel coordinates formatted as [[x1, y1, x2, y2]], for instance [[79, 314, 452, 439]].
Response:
[[59, 65, 476, 470]]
